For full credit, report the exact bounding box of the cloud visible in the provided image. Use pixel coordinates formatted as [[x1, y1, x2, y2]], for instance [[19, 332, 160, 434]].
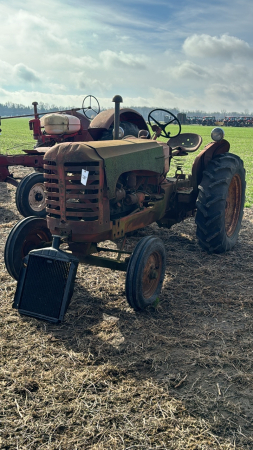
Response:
[[13, 64, 41, 83], [0, 60, 13, 83], [1, 1, 253, 113], [149, 88, 195, 110], [8, 9, 70, 52], [77, 76, 112, 93], [49, 54, 99, 70], [205, 82, 253, 104], [100, 50, 148, 69], [183, 34, 253, 59], [168, 61, 209, 80]]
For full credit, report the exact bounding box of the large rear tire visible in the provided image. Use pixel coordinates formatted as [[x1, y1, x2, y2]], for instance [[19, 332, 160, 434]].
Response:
[[99, 121, 140, 140], [15, 173, 46, 218], [125, 236, 166, 310], [4, 217, 52, 280], [195, 153, 246, 253]]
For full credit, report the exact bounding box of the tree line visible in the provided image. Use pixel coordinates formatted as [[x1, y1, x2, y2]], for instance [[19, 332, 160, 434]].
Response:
[[0, 101, 250, 121], [0, 102, 72, 117]]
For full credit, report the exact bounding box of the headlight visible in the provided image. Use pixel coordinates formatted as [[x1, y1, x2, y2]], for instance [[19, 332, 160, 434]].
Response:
[[211, 127, 225, 141], [113, 126, 124, 139]]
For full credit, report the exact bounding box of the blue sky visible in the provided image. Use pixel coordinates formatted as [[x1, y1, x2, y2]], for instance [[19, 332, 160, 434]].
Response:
[[0, 0, 253, 112]]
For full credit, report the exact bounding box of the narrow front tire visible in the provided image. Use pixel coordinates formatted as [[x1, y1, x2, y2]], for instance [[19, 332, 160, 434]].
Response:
[[125, 236, 166, 310]]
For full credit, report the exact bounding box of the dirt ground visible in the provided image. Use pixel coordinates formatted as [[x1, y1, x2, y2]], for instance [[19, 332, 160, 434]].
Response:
[[1, 168, 253, 449]]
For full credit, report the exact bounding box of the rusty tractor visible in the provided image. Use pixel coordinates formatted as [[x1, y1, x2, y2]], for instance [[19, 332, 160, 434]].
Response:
[[0, 95, 148, 218], [4, 95, 246, 322]]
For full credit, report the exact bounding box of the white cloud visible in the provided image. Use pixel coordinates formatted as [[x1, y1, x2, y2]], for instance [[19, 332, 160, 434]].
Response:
[[8, 9, 69, 50], [0, 60, 13, 83], [167, 61, 209, 80], [183, 34, 253, 59], [77, 76, 112, 93], [49, 54, 99, 70], [205, 82, 253, 105], [100, 50, 148, 69], [13, 63, 41, 83], [149, 87, 200, 110]]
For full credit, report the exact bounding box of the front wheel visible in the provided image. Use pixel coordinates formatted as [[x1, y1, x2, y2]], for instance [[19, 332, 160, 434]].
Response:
[[125, 236, 166, 310], [195, 153, 246, 253], [15, 172, 46, 218], [4, 217, 52, 280]]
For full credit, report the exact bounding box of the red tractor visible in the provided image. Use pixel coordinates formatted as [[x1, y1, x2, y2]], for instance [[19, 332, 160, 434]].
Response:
[[0, 95, 148, 218], [4, 96, 246, 322]]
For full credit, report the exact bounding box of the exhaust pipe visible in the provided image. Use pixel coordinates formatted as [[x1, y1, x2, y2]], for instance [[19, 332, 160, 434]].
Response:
[[112, 95, 123, 139]]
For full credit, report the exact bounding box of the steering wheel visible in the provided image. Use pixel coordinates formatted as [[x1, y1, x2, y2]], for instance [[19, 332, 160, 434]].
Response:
[[148, 109, 181, 138], [82, 95, 100, 119]]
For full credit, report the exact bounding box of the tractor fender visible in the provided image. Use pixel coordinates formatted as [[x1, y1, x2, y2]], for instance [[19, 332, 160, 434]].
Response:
[[191, 139, 230, 193], [88, 108, 148, 140]]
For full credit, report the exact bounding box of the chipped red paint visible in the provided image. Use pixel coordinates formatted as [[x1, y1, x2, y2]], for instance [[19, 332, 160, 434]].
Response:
[[0, 154, 44, 183]]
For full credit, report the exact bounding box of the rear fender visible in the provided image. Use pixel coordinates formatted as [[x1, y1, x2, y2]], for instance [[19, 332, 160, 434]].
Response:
[[191, 139, 230, 193], [88, 108, 149, 140]]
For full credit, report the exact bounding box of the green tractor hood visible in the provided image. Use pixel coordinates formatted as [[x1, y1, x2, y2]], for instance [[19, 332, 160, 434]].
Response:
[[44, 138, 165, 200], [87, 137, 165, 199]]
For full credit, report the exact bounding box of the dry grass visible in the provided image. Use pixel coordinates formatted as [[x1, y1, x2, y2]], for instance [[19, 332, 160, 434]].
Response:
[[1, 171, 253, 449]]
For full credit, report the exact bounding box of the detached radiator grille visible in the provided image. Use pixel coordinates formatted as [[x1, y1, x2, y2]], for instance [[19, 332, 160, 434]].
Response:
[[18, 255, 71, 320], [44, 161, 104, 222], [13, 248, 79, 323]]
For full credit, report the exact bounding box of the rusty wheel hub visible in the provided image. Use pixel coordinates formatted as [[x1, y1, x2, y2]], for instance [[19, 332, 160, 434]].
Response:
[[142, 251, 163, 299]]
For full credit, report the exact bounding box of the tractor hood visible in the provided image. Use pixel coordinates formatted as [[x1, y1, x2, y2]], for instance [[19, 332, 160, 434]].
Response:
[[44, 138, 164, 199]]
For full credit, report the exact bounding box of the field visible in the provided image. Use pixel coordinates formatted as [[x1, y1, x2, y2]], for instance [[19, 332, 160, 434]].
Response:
[[1, 119, 253, 449]]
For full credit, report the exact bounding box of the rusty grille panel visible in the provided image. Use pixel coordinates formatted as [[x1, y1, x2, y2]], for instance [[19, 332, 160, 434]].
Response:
[[44, 160, 104, 222]]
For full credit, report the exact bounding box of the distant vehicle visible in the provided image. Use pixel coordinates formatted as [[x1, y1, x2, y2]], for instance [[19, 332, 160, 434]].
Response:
[[223, 117, 239, 127], [187, 116, 203, 125], [202, 116, 216, 126], [238, 116, 253, 127]]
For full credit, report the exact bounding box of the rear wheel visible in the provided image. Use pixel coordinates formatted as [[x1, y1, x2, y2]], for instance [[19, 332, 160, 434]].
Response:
[[99, 121, 140, 140], [16, 172, 46, 218], [195, 153, 245, 253], [4, 217, 52, 280], [126, 236, 166, 310]]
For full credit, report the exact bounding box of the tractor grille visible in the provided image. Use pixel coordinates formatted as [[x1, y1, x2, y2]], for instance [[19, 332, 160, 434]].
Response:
[[15, 253, 74, 322], [44, 160, 104, 222]]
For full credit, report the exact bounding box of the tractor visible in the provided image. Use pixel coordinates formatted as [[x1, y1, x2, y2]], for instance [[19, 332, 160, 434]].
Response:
[[0, 95, 148, 218], [4, 95, 246, 322], [202, 116, 216, 126]]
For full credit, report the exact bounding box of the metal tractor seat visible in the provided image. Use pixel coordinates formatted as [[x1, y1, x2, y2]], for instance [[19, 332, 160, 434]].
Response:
[[167, 133, 202, 153]]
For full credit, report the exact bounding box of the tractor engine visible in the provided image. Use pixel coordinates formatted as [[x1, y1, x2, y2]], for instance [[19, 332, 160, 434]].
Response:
[[110, 172, 161, 220]]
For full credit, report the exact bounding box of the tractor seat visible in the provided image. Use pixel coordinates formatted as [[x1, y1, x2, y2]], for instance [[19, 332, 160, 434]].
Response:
[[167, 133, 202, 153]]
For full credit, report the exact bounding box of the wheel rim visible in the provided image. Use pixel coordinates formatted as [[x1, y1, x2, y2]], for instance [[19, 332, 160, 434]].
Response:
[[28, 183, 46, 212], [225, 174, 242, 237], [142, 251, 163, 299]]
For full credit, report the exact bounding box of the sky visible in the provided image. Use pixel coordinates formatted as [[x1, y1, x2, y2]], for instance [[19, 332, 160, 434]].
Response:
[[0, 0, 253, 113]]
